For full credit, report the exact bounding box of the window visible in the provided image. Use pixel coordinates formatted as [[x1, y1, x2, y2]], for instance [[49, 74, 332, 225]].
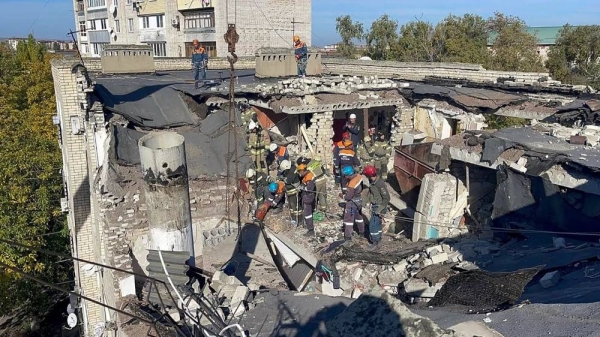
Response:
[[142, 16, 150, 29], [79, 21, 86, 36], [127, 0, 131, 4], [91, 42, 107, 56], [80, 43, 88, 54], [88, 20, 96, 30], [128, 18, 134, 32], [149, 42, 166, 57], [114, 19, 120, 33], [157, 15, 164, 28], [113, 0, 118, 5], [184, 11, 215, 30], [185, 41, 216, 57], [99, 19, 107, 30], [87, 0, 106, 8]]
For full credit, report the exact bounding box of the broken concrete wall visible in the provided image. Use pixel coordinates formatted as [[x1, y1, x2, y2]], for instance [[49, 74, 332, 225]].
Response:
[[255, 48, 322, 78], [303, 111, 334, 164], [413, 172, 468, 241]]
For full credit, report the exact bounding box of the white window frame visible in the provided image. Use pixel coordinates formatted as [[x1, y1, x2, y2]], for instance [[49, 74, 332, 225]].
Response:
[[79, 21, 87, 36], [157, 15, 164, 28], [141, 16, 150, 29], [128, 18, 134, 32], [91, 43, 106, 56], [88, 20, 96, 30], [149, 42, 166, 57], [87, 0, 106, 8], [99, 18, 107, 30], [114, 19, 120, 33], [183, 11, 215, 30], [113, 0, 118, 6]]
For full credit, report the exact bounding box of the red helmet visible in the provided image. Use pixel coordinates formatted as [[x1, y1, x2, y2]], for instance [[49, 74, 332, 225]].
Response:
[[363, 165, 377, 177], [342, 132, 350, 140]]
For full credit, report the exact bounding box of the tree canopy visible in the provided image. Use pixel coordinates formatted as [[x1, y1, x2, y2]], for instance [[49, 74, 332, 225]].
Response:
[[547, 25, 600, 88], [0, 35, 70, 317], [335, 12, 546, 73]]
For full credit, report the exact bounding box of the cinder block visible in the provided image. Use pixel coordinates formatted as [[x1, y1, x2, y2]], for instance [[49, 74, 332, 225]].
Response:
[[426, 245, 443, 257], [540, 271, 561, 288], [430, 252, 448, 264]]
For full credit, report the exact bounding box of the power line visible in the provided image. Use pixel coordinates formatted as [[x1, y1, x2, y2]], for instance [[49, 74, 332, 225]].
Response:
[[250, 0, 288, 45], [28, 0, 51, 33]]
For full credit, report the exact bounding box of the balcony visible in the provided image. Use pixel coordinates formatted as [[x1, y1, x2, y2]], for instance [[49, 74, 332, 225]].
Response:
[[177, 0, 212, 11], [138, 28, 167, 43], [88, 30, 110, 43], [76, 1, 85, 12]]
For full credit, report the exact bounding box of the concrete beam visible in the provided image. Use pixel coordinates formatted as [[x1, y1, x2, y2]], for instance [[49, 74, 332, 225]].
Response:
[[280, 99, 405, 114]]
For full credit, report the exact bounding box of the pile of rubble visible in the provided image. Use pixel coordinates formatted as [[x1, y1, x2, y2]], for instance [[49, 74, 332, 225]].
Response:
[[331, 238, 501, 303], [541, 122, 600, 147], [249, 75, 400, 96]]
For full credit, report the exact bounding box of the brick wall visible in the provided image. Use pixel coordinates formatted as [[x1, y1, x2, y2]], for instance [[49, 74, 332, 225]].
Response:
[[82, 56, 255, 72], [322, 58, 552, 84], [51, 59, 104, 334], [303, 111, 334, 165]]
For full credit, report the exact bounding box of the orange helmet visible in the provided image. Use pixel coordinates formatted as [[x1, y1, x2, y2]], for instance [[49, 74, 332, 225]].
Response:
[[293, 35, 300, 42]]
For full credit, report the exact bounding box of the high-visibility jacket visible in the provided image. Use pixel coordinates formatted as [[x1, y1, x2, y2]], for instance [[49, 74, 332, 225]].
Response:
[[372, 140, 392, 158], [336, 148, 360, 168], [248, 130, 270, 152], [276, 145, 289, 163], [344, 174, 363, 201]]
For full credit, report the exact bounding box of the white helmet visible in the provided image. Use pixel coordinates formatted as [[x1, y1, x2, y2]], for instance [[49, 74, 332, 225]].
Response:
[[269, 143, 278, 152], [245, 168, 256, 178], [279, 159, 291, 171], [248, 121, 257, 131], [349, 113, 357, 119]]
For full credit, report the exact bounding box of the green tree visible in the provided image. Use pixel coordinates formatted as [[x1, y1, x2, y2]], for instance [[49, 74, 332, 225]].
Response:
[[395, 20, 441, 62], [365, 14, 399, 60], [547, 25, 600, 88], [486, 12, 545, 72], [0, 35, 70, 316], [335, 15, 364, 58], [434, 14, 489, 64]]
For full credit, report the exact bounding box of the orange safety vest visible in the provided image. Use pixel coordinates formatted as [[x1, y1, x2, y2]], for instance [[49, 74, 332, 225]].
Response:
[[278, 146, 287, 158], [339, 148, 356, 158], [347, 175, 363, 190], [302, 172, 315, 184], [276, 181, 285, 194]]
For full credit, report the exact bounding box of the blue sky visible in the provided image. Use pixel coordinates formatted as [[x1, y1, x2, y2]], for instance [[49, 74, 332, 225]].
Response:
[[0, 0, 598, 45]]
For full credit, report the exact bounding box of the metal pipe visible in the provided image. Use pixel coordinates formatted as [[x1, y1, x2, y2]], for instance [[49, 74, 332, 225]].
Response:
[[139, 132, 197, 267]]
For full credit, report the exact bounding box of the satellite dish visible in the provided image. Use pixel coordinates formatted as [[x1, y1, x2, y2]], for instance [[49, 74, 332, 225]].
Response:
[[67, 313, 78, 328], [67, 303, 75, 314], [109, 4, 117, 14]]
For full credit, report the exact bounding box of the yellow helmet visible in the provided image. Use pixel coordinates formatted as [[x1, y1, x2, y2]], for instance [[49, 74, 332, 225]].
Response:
[[293, 35, 300, 42]]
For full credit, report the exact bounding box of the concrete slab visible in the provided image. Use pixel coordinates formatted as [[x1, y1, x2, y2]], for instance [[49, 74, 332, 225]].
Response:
[[448, 321, 503, 337]]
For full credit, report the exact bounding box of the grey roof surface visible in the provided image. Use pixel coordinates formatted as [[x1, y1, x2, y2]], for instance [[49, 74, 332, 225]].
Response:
[[95, 69, 257, 128], [493, 127, 600, 170]]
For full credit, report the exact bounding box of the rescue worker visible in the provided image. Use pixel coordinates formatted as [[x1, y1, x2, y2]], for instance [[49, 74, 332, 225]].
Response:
[[357, 135, 374, 169], [333, 132, 351, 184], [269, 143, 289, 175], [363, 165, 390, 250], [241, 107, 257, 130], [304, 158, 328, 211], [341, 166, 365, 241], [294, 35, 308, 77], [298, 166, 317, 236], [247, 121, 271, 173], [342, 114, 360, 150], [334, 139, 360, 194], [372, 132, 392, 180], [296, 156, 311, 166], [279, 160, 302, 224], [246, 168, 269, 214], [191, 39, 208, 89], [265, 181, 285, 214]]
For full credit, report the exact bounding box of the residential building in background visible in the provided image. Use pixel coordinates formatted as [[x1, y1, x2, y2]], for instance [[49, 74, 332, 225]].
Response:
[[73, 0, 312, 57], [487, 26, 570, 62]]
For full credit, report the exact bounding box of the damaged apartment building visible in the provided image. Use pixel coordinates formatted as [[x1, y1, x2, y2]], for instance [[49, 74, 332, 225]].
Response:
[[51, 44, 600, 336]]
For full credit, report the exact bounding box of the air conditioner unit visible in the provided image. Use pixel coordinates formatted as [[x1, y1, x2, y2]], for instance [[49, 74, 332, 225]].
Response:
[[171, 19, 177, 26], [60, 197, 69, 212]]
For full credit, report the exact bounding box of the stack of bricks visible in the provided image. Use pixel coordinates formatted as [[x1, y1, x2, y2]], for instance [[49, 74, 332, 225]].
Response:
[[390, 105, 415, 147], [305, 111, 334, 165]]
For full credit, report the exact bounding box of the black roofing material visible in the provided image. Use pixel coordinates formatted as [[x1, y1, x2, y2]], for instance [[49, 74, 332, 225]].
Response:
[[492, 166, 600, 235], [429, 265, 543, 312], [481, 138, 512, 164], [112, 110, 250, 178]]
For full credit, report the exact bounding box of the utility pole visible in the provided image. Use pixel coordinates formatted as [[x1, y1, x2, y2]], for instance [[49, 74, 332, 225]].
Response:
[[66, 29, 86, 66], [291, 17, 304, 47]]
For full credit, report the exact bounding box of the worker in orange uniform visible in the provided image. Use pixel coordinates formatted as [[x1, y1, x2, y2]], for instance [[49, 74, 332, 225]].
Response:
[[297, 165, 317, 236], [333, 132, 351, 184], [265, 181, 286, 214], [294, 35, 308, 77], [335, 139, 361, 195], [191, 39, 208, 89], [269, 143, 289, 176], [341, 166, 365, 241]]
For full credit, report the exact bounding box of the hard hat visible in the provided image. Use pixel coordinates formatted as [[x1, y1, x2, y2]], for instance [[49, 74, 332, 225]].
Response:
[[363, 165, 377, 177], [269, 143, 278, 152], [296, 156, 309, 165], [297, 163, 307, 171], [192, 39, 199, 45], [248, 121, 257, 130], [341, 166, 355, 176], [342, 131, 350, 140], [349, 113, 357, 119], [279, 159, 291, 171], [342, 139, 353, 147], [246, 168, 256, 178], [377, 131, 385, 139], [268, 182, 278, 193], [293, 35, 300, 42]]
